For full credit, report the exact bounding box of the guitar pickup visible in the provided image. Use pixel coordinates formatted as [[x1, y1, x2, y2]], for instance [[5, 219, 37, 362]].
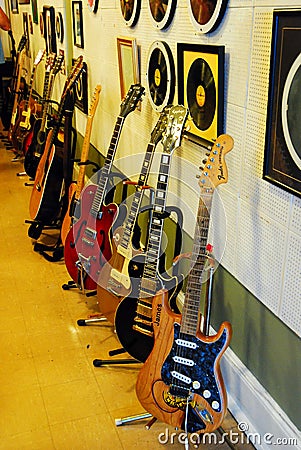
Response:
[[84, 227, 97, 240], [81, 237, 95, 247]]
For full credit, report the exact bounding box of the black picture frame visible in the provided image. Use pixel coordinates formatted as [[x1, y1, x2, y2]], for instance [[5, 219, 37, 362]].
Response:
[[31, 0, 38, 24], [72, 1, 84, 48], [72, 58, 88, 113], [177, 42, 224, 145], [263, 10, 301, 198], [43, 6, 57, 54], [10, 0, 19, 14]]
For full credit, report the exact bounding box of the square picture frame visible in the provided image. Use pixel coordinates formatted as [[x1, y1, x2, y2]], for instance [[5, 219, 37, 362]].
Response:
[[72, 58, 88, 113], [31, 0, 38, 24], [177, 43, 225, 145], [10, 0, 19, 14], [72, 1, 84, 49], [263, 10, 301, 198], [117, 36, 139, 101]]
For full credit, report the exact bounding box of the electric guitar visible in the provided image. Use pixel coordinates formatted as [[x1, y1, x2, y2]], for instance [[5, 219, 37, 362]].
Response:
[[136, 134, 234, 434], [64, 83, 145, 291], [11, 49, 45, 152], [114, 105, 188, 361], [96, 105, 172, 324], [60, 84, 102, 246], [24, 54, 62, 179], [29, 56, 84, 225]]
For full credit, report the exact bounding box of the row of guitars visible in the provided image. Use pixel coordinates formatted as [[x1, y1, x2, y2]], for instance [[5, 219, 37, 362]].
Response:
[[13, 44, 235, 435], [59, 84, 234, 434]]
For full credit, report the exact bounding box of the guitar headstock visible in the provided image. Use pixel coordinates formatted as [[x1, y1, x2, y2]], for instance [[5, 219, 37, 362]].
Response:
[[52, 54, 64, 76], [45, 53, 56, 72], [63, 55, 84, 96], [17, 34, 27, 53], [33, 49, 45, 66], [150, 105, 172, 146], [120, 83, 145, 118], [198, 134, 234, 191], [161, 105, 188, 154], [88, 85, 102, 118]]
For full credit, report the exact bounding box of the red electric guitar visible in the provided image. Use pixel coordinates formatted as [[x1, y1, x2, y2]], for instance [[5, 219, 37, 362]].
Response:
[[136, 134, 234, 434], [64, 83, 145, 291]]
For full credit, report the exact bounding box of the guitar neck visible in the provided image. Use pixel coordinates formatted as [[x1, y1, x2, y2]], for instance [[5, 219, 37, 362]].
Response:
[[23, 66, 36, 108], [181, 190, 214, 335], [40, 71, 56, 131], [90, 116, 124, 216], [75, 116, 95, 198], [139, 151, 173, 297]]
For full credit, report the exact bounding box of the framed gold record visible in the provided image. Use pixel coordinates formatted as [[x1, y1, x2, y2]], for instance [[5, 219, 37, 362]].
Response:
[[264, 10, 301, 197], [120, 0, 141, 27], [177, 43, 224, 145], [188, 0, 228, 34], [148, 0, 176, 30], [146, 41, 175, 112]]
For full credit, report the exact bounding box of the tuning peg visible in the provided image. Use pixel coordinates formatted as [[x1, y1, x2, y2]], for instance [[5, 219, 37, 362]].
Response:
[[205, 152, 210, 157], [202, 158, 207, 164]]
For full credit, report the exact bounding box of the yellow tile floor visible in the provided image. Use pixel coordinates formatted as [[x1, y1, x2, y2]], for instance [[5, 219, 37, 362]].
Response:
[[0, 140, 254, 449]]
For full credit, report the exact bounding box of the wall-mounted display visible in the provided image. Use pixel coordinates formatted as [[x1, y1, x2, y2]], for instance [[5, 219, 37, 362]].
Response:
[[117, 36, 139, 101], [264, 10, 301, 198], [10, 0, 19, 14], [146, 40, 175, 112], [72, 58, 88, 113], [19, 0, 30, 4], [72, 1, 84, 48], [120, 0, 141, 27], [188, 0, 228, 34], [43, 6, 57, 55], [148, 0, 176, 30], [31, 0, 38, 24], [56, 12, 64, 44], [177, 43, 224, 145], [87, 0, 98, 13]]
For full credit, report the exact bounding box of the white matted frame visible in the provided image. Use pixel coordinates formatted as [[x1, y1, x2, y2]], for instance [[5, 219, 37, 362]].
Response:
[[117, 36, 139, 101]]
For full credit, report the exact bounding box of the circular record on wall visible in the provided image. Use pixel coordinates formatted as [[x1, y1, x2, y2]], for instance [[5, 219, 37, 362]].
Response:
[[188, 0, 228, 34], [146, 41, 175, 112], [56, 12, 64, 44], [148, 0, 176, 30], [120, 0, 141, 27]]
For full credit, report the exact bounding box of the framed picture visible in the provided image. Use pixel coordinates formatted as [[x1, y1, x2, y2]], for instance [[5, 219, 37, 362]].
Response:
[[10, 0, 19, 14], [263, 10, 301, 197], [43, 6, 57, 54], [72, 58, 88, 113], [117, 36, 139, 101], [87, 0, 98, 13], [31, 0, 38, 24], [72, 1, 84, 48], [177, 43, 224, 145]]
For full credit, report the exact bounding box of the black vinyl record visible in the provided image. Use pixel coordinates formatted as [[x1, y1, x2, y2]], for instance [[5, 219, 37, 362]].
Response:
[[186, 58, 216, 131], [120, 0, 141, 27], [148, 0, 176, 30], [146, 41, 175, 112]]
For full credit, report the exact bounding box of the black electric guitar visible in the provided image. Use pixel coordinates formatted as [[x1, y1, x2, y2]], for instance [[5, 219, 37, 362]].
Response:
[[96, 105, 172, 324], [64, 83, 145, 291], [29, 56, 84, 226], [136, 134, 234, 434], [24, 54, 62, 179], [114, 105, 188, 362]]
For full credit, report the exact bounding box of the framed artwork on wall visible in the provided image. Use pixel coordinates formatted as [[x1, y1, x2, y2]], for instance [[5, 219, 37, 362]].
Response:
[[120, 0, 141, 27], [117, 36, 139, 101], [43, 6, 57, 54], [177, 42, 224, 145], [147, 0, 176, 30], [72, 1, 84, 48], [263, 10, 301, 198], [72, 58, 88, 113], [31, 0, 38, 24], [56, 12, 64, 44], [10, 0, 19, 14], [188, 0, 229, 34]]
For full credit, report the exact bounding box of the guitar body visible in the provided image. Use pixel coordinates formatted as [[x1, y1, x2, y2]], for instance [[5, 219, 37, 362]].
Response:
[[136, 290, 232, 433], [60, 182, 77, 246], [29, 133, 64, 224], [64, 183, 118, 290], [24, 118, 48, 179]]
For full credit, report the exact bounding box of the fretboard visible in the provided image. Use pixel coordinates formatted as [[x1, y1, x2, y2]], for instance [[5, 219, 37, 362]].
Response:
[[75, 116, 94, 199], [181, 190, 213, 335], [90, 116, 125, 217], [139, 151, 172, 297], [119, 143, 155, 250], [40, 71, 56, 133], [23, 66, 36, 109]]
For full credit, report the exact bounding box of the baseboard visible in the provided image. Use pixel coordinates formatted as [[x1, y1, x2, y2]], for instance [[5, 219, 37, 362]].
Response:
[[221, 348, 301, 449]]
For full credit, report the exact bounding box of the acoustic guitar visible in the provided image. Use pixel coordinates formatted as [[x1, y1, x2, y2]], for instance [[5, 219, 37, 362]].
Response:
[[60, 84, 102, 246], [64, 83, 145, 291], [29, 56, 84, 225], [136, 134, 234, 434], [23, 54, 62, 179], [96, 105, 173, 325]]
